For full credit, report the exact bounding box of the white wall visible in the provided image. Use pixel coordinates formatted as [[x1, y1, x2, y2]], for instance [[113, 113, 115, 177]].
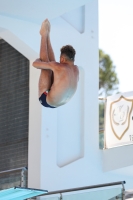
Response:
[[0, 0, 133, 192]]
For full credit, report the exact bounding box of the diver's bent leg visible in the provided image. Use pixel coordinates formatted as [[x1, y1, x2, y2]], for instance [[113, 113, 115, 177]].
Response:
[[39, 20, 52, 97], [40, 24, 49, 62], [47, 20, 55, 85], [47, 34, 55, 62]]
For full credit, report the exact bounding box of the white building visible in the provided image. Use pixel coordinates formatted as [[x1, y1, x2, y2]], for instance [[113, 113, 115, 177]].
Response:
[[0, 0, 133, 196]]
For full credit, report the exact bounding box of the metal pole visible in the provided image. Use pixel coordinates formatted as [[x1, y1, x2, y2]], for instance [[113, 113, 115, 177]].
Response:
[[20, 167, 27, 187], [60, 193, 62, 200], [0, 167, 27, 175], [122, 182, 125, 200], [39, 181, 126, 197], [0, 167, 28, 188]]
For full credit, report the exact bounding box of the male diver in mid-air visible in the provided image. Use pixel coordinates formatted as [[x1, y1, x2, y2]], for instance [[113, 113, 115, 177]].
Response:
[[32, 19, 79, 108]]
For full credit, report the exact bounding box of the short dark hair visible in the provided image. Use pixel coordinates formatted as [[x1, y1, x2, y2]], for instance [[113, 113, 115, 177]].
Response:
[[60, 45, 76, 61]]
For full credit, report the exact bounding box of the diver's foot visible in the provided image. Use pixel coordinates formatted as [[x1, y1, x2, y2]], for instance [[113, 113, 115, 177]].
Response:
[[40, 19, 50, 36]]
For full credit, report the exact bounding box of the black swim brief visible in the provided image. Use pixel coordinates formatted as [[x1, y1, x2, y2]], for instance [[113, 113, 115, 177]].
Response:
[[39, 92, 55, 108]]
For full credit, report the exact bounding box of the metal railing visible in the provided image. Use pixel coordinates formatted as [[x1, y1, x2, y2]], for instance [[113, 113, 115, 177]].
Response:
[[0, 167, 28, 187], [38, 181, 125, 200]]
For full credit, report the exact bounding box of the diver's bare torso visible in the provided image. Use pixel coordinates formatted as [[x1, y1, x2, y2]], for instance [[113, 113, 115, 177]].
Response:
[[39, 61, 79, 107]]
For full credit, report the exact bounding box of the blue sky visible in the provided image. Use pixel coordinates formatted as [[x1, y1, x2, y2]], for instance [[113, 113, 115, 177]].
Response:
[[99, 0, 133, 93]]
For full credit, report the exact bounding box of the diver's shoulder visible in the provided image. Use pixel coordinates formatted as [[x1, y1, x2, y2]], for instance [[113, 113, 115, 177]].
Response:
[[50, 61, 59, 65], [50, 61, 63, 69]]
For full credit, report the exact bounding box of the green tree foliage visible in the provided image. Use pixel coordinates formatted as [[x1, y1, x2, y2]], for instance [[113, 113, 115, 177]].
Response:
[[99, 49, 119, 96], [99, 102, 104, 130], [99, 50, 119, 148]]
